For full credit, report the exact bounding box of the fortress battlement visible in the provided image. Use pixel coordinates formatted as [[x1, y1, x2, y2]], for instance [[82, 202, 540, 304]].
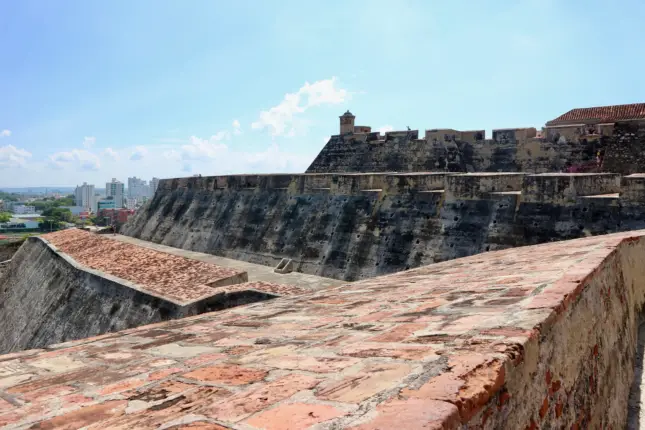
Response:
[[158, 171, 645, 205], [313, 105, 645, 176]]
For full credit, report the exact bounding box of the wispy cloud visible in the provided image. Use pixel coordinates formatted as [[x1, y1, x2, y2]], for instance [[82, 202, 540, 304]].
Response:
[[162, 149, 182, 162], [181, 133, 229, 160], [251, 77, 349, 137], [129, 146, 148, 161], [0, 130, 11, 138], [82, 136, 96, 148], [378, 125, 394, 134], [232, 119, 242, 135], [0, 145, 31, 167], [48, 149, 100, 171], [102, 147, 119, 161]]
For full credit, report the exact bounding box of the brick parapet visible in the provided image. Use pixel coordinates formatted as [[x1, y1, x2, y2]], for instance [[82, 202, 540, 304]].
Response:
[[2, 231, 645, 428]]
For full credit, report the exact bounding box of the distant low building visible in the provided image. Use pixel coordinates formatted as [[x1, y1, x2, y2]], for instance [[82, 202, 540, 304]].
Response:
[[0, 217, 39, 231], [124, 197, 138, 210], [61, 206, 87, 216], [97, 199, 116, 211], [12, 205, 36, 215], [98, 208, 134, 225]]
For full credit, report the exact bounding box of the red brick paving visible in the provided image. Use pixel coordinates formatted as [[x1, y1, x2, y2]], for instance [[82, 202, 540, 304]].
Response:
[[1, 230, 643, 428], [42, 229, 246, 303]]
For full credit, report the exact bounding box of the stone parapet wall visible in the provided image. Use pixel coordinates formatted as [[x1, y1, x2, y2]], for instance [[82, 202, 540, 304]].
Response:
[[0, 234, 299, 354], [521, 173, 622, 203], [121, 171, 645, 282], [306, 121, 645, 175], [2, 232, 645, 428], [156, 171, 645, 204]]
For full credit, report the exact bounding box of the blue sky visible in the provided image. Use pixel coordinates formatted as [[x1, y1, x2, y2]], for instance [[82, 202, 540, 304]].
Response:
[[1, 0, 644, 187]]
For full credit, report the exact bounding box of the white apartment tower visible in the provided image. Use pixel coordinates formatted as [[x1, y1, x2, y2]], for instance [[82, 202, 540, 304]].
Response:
[[149, 177, 160, 197], [74, 182, 96, 211], [106, 178, 125, 208], [128, 176, 149, 198]]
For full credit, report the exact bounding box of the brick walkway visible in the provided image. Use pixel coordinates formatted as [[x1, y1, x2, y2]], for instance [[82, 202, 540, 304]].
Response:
[[1, 230, 644, 428]]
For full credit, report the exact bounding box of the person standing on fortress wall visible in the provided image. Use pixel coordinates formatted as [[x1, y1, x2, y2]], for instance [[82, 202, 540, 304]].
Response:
[[596, 149, 604, 170]]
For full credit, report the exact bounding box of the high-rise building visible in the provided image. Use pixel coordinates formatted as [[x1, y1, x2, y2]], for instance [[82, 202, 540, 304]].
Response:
[[127, 177, 149, 199], [74, 182, 96, 212], [149, 177, 160, 197], [106, 178, 125, 208]]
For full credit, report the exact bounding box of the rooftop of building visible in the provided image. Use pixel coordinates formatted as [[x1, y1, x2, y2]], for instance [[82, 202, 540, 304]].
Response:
[[546, 102, 645, 126], [1, 230, 642, 428]]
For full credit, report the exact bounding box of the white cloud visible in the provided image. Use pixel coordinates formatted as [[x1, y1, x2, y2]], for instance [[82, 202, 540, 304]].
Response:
[[49, 149, 100, 171], [5, 139, 317, 187], [252, 77, 348, 137], [156, 137, 187, 144], [323, 136, 330, 143], [181, 133, 229, 160], [241, 143, 312, 173], [102, 147, 119, 161], [0, 130, 11, 137], [82, 136, 96, 148], [378, 125, 394, 134], [0, 145, 31, 168], [130, 146, 148, 161], [163, 149, 182, 162], [232, 119, 242, 135]]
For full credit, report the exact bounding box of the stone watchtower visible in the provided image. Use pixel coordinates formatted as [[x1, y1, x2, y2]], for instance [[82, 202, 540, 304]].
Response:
[[340, 110, 355, 135]]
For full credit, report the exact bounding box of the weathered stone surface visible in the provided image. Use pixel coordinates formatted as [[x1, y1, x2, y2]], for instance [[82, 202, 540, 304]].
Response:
[[307, 121, 645, 176], [1, 231, 644, 429], [121, 172, 645, 282], [306, 128, 598, 174], [0, 234, 305, 354]]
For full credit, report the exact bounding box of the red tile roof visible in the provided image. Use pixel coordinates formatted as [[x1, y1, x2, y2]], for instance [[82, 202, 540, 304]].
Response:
[[546, 103, 645, 126]]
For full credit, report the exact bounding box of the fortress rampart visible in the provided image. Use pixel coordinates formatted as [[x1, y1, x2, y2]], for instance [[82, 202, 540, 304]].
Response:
[[307, 113, 645, 175], [123, 170, 645, 282], [156, 171, 639, 204], [6, 231, 645, 429], [8, 103, 645, 428], [0, 231, 306, 353]]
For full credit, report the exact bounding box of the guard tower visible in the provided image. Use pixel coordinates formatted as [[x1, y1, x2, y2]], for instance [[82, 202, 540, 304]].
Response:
[[340, 110, 355, 135]]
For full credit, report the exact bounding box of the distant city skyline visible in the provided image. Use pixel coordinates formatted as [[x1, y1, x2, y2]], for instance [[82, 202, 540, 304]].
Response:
[[2, 0, 645, 186]]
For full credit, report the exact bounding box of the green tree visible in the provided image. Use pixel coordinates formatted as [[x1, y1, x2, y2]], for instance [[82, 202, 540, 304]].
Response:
[[41, 207, 72, 222], [0, 192, 19, 202], [0, 212, 11, 223], [38, 218, 62, 231]]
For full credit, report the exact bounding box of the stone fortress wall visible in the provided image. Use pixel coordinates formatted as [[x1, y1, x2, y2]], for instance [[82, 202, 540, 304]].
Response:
[[0, 230, 309, 354], [122, 104, 645, 282], [308, 111, 645, 175], [121, 170, 645, 282], [8, 104, 645, 428]]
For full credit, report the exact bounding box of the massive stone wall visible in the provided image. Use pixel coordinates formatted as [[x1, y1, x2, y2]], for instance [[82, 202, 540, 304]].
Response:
[[0, 237, 190, 353], [306, 121, 645, 175], [0, 236, 283, 354], [121, 172, 645, 282]]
